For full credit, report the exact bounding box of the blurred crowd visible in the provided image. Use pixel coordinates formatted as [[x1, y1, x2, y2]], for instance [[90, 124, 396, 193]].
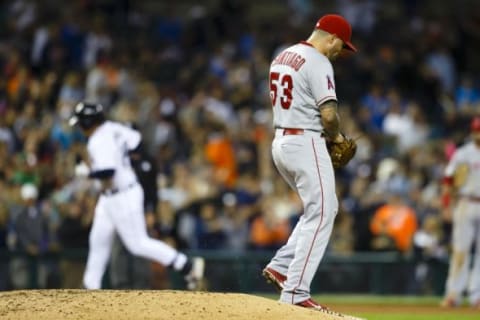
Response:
[[1, 0, 480, 291]]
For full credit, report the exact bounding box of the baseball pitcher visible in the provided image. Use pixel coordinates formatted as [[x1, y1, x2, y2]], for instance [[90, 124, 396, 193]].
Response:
[[69, 102, 204, 290], [262, 14, 357, 313], [441, 117, 480, 309]]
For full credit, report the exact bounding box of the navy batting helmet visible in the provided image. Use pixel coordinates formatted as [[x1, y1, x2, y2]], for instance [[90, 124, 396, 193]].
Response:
[[69, 102, 105, 129]]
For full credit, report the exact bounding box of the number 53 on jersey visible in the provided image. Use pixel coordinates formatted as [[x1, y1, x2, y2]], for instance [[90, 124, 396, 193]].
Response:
[[270, 72, 293, 109]]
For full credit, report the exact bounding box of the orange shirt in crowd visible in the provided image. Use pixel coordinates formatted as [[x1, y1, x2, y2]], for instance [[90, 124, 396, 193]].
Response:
[[204, 134, 237, 188], [250, 216, 290, 248], [370, 203, 418, 252]]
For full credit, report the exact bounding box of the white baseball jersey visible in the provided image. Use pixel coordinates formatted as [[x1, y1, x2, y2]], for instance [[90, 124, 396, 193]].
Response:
[[87, 121, 140, 190], [444, 141, 480, 197], [270, 41, 337, 131]]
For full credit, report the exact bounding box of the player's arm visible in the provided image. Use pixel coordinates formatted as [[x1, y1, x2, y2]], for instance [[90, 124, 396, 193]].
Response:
[[73, 150, 115, 188], [122, 124, 143, 160], [441, 175, 454, 222], [319, 100, 344, 143], [89, 169, 115, 180], [89, 169, 115, 193], [441, 151, 463, 222], [128, 140, 144, 161]]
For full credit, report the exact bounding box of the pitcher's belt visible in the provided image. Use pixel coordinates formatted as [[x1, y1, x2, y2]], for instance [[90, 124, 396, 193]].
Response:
[[275, 127, 321, 136]]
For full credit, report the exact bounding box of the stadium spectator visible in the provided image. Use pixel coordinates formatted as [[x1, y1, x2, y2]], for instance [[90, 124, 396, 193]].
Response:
[[8, 183, 49, 288], [411, 214, 448, 294], [0, 203, 10, 290], [249, 197, 290, 251], [194, 199, 226, 250], [370, 192, 418, 253], [204, 122, 238, 188], [57, 194, 91, 288], [455, 75, 480, 114]]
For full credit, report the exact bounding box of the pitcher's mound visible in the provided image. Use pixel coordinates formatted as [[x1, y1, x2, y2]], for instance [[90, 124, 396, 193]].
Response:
[[0, 290, 362, 320]]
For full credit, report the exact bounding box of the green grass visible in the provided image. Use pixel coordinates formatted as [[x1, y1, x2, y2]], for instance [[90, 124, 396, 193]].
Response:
[[259, 294, 478, 320], [312, 294, 442, 305], [357, 314, 479, 320], [314, 295, 477, 320]]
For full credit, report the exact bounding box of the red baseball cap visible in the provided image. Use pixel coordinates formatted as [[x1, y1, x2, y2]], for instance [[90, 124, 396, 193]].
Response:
[[471, 117, 480, 132], [315, 14, 357, 52]]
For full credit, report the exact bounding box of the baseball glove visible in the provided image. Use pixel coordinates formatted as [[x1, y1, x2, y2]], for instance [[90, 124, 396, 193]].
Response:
[[326, 135, 357, 169]]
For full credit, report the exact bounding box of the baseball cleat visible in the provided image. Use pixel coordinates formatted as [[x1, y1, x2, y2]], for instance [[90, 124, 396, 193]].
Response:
[[296, 299, 365, 319], [185, 257, 205, 290], [295, 298, 341, 316], [440, 297, 459, 308], [296, 299, 343, 317], [262, 267, 286, 291]]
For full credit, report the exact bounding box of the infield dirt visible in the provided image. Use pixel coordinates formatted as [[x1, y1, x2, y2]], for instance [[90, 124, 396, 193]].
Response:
[[0, 290, 362, 320]]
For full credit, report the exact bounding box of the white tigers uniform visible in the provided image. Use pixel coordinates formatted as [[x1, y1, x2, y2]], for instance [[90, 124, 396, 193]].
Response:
[[443, 141, 480, 305], [266, 41, 339, 304], [83, 121, 187, 289]]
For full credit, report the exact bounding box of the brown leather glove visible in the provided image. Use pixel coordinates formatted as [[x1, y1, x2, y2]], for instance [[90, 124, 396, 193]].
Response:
[[326, 135, 357, 169]]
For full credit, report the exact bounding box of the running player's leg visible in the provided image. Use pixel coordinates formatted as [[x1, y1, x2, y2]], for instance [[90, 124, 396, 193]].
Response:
[[445, 201, 475, 304], [114, 185, 188, 271], [83, 198, 115, 289]]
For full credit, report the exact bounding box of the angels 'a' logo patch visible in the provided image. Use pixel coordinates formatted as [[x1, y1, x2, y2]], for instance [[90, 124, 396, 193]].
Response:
[[327, 75, 335, 90]]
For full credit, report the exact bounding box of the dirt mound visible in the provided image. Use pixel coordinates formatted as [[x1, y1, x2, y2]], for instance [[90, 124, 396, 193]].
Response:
[[0, 290, 362, 320]]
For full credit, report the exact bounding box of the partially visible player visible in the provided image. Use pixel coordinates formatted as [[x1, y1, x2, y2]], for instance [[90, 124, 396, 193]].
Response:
[[69, 102, 204, 290], [262, 14, 356, 312], [441, 116, 480, 308]]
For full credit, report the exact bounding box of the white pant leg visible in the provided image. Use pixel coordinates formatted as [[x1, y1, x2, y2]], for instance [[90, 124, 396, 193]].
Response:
[[445, 200, 475, 301], [267, 215, 304, 276], [468, 214, 480, 304], [272, 132, 338, 304], [267, 138, 302, 276], [110, 185, 183, 267], [83, 198, 115, 289]]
